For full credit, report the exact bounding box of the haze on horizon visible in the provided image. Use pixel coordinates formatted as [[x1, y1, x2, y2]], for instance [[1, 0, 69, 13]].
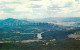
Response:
[[0, 0, 80, 19]]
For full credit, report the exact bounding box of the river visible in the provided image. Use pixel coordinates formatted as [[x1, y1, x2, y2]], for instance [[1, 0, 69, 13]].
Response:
[[37, 33, 42, 39]]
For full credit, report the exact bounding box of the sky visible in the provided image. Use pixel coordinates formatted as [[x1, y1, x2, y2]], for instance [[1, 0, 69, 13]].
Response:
[[0, 0, 80, 19]]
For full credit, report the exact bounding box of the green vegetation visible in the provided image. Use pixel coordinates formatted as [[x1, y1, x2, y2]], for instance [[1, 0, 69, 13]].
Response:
[[0, 18, 75, 41], [76, 31, 80, 35], [0, 40, 80, 50], [0, 18, 80, 50]]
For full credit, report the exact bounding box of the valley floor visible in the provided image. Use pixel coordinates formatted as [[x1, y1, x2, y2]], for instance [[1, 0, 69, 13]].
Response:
[[0, 40, 80, 50]]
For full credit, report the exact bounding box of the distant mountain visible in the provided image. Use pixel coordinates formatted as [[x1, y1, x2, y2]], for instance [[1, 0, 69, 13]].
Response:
[[30, 17, 80, 26], [31, 17, 80, 22], [0, 18, 30, 26]]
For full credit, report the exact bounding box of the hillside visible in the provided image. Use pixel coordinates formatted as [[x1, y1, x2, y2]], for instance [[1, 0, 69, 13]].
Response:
[[0, 18, 76, 41]]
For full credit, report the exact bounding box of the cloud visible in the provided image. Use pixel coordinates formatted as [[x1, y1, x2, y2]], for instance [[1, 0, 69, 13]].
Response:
[[29, 4, 42, 8], [0, 0, 80, 19], [64, 2, 73, 7], [29, 0, 41, 1]]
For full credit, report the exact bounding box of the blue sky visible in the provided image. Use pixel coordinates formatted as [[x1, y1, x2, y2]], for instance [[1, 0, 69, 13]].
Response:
[[0, 0, 80, 19]]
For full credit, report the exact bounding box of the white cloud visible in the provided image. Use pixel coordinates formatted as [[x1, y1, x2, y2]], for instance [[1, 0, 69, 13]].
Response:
[[0, 0, 80, 19]]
